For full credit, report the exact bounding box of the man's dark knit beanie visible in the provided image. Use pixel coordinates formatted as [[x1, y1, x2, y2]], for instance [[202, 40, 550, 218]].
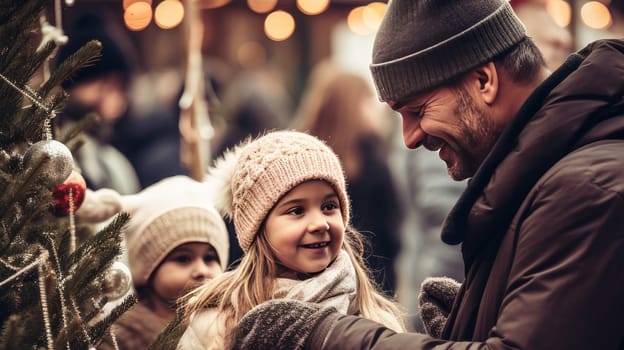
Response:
[[370, 0, 527, 103]]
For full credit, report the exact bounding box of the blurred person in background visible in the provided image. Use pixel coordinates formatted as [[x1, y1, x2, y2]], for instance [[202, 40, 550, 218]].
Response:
[[211, 67, 293, 160], [210, 67, 294, 265], [511, 0, 573, 71], [292, 60, 404, 296], [111, 68, 189, 189], [56, 12, 141, 194]]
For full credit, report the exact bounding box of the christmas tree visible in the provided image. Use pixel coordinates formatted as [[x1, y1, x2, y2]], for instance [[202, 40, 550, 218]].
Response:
[[0, 1, 135, 348]]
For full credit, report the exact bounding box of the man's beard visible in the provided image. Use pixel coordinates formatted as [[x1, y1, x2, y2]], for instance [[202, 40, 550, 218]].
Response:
[[447, 88, 503, 180]]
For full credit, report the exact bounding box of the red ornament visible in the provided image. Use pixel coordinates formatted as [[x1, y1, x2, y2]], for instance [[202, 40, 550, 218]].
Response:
[[52, 170, 87, 216]]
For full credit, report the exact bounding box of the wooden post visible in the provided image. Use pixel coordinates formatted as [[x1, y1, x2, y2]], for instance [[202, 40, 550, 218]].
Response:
[[179, 0, 214, 181]]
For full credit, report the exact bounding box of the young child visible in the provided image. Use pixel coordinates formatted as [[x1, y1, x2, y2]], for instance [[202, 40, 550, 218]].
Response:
[[177, 130, 406, 349], [97, 175, 230, 350]]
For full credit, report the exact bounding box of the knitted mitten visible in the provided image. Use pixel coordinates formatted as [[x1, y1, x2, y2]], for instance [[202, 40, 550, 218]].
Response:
[[231, 300, 337, 350], [418, 276, 461, 338]]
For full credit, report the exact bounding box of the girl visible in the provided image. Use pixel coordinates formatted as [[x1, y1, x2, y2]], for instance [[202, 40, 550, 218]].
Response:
[[97, 176, 230, 350], [177, 130, 406, 349]]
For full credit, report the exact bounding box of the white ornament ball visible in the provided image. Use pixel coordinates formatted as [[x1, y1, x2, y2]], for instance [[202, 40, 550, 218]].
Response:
[[101, 261, 132, 301]]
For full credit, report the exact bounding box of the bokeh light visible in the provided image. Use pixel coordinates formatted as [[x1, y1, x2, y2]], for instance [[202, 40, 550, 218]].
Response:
[[123, 0, 152, 10], [297, 0, 330, 15], [264, 10, 295, 41], [155, 0, 185, 29], [247, 0, 278, 14], [362, 2, 386, 31], [124, 1, 152, 31], [580, 1, 612, 29], [347, 6, 373, 35], [546, 0, 572, 28]]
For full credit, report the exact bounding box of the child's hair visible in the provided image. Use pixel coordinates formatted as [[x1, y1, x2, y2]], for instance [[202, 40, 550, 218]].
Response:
[[182, 131, 405, 340], [182, 225, 405, 341], [122, 175, 230, 293]]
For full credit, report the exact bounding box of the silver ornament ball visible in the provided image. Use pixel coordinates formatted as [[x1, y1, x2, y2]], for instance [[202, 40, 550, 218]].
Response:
[[23, 140, 73, 187], [101, 261, 132, 301]]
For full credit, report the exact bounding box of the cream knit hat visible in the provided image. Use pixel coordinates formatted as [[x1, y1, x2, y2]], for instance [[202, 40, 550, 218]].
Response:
[[207, 130, 350, 253], [123, 175, 229, 287]]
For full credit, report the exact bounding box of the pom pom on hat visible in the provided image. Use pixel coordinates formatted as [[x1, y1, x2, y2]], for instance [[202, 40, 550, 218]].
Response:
[[204, 143, 246, 220], [123, 175, 229, 287], [206, 130, 350, 253]]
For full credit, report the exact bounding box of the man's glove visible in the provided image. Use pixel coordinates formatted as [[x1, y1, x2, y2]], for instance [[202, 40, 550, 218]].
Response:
[[418, 276, 461, 338], [231, 299, 338, 350]]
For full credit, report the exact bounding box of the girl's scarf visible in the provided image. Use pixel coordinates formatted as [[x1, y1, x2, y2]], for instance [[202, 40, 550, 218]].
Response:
[[273, 249, 357, 313]]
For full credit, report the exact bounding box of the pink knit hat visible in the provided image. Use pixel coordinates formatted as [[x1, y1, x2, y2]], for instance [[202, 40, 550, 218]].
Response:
[[123, 175, 229, 287], [207, 130, 350, 253]]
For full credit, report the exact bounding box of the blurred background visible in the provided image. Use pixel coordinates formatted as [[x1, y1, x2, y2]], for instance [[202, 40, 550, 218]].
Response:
[[48, 0, 624, 186], [55, 0, 624, 90]]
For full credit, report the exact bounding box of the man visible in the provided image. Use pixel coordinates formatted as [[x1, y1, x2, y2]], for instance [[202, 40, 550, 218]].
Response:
[[231, 0, 624, 349], [397, 0, 573, 334]]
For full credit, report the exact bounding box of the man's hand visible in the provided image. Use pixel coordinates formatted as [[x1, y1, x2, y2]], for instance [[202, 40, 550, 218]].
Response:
[[231, 299, 338, 350], [419, 276, 461, 338]]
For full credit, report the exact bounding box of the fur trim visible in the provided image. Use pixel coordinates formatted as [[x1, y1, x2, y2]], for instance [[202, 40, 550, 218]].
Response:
[[204, 143, 246, 219], [76, 188, 122, 223]]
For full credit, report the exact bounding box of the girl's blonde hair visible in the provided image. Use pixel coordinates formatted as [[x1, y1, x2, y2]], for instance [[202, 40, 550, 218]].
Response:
[[181, 224, 405, 345]]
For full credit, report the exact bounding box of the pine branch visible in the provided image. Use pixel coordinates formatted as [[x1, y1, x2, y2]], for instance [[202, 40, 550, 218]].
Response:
[[49, 40, 102, 93], [0, 152, 50, 219], [56, 112, 99, 145], [1, 2, 133, 347], [0, 314, 30, 348], [88, 293, 138, 347], [148, 308, 188, 350], [63, 213, 129, 299]]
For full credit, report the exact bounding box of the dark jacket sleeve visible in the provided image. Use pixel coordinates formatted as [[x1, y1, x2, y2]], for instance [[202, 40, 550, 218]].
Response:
[[312, 315, 458, 350]]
